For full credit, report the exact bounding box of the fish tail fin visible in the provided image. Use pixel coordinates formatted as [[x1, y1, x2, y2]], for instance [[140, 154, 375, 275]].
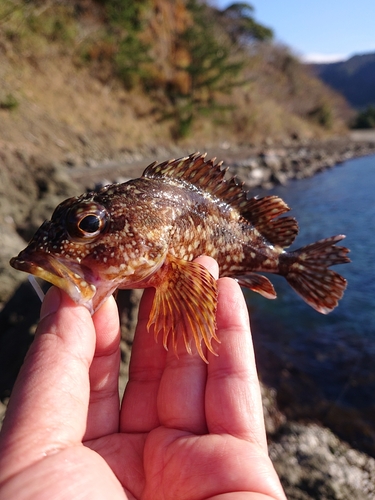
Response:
[[280, 235, 350, 313]]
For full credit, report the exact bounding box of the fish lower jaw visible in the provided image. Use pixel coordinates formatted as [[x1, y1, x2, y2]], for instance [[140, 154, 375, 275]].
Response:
[[10, 255, 97, 312], [64, 279, 97, 313], [34, 266, 97, 312]]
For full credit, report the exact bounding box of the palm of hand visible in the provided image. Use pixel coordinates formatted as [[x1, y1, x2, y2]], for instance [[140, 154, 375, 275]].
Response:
[[85, 426, 267, 500]]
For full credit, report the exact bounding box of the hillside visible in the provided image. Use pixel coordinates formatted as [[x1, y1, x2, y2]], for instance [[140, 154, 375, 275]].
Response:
[[311, 52, 375, 109], [0, 0, 352, 167]]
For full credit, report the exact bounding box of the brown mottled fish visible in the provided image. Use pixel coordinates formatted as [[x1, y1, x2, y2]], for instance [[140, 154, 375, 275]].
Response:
[[10, 153, 350, 361]]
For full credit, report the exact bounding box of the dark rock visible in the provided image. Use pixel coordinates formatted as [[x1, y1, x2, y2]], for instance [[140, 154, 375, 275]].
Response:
[[116, 288, 143, 394], [270, 422, 375, 500], [260, 383, 286, 435], [0, 222, 29, 303], [226, 138, 375, 189], [271, 170, 288, 185]]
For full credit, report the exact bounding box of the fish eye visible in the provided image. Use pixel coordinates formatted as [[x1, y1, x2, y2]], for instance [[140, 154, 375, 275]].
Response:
[[66, 203, 109, 240], [78, 214, 101, 234]]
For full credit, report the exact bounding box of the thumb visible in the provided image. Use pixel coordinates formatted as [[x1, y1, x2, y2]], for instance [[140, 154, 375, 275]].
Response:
[[0, 287, 96, 482]]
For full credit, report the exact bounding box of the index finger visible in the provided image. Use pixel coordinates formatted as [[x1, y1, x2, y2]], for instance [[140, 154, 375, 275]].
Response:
[[205, 277, 267, 451], [120, 287, 167, 433]]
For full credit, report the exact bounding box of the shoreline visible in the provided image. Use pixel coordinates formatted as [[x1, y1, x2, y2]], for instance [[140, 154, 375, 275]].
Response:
[[64, 133, 375, 194], [226, 134, 375, 189]]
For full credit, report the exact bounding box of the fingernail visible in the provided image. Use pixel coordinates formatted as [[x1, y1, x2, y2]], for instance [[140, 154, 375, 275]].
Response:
[[40, 287, 61, 320]]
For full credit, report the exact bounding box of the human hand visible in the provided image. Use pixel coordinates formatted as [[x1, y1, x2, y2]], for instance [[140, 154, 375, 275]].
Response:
[[0, 256, 285, 500]]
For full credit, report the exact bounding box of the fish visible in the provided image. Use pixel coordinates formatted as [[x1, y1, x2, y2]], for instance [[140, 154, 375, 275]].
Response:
[[10, 152, 350, 361]]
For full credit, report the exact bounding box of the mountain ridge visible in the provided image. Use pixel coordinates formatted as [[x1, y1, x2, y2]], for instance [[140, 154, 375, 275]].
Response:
[[310, 52, 375, 109]]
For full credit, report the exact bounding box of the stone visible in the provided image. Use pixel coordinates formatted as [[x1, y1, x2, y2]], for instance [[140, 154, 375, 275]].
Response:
[[269, 423, 375, 500]]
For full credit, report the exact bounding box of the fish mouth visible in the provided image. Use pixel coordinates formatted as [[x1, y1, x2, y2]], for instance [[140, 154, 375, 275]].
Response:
[[10, 251, 97, 313]]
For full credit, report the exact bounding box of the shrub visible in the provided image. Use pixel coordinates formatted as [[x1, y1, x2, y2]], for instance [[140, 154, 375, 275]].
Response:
[[308, 103, 333, 129], [352, 106, 375, 129], [0, 93, 19, 110]]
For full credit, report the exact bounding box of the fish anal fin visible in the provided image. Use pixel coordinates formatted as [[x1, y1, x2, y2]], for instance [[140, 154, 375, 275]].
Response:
[[236, 273, 276, 299], [147, 254, 219, 362], [281, 235, 350, 313]]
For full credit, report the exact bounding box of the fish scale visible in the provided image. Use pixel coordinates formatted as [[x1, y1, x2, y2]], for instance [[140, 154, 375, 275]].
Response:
[[10, 152, 350, 362]]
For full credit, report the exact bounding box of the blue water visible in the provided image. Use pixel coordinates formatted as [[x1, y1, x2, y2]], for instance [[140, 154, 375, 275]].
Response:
[[245, 155, 375, 425]]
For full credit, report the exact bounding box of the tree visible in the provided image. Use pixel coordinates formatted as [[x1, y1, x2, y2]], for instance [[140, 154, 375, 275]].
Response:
[[99, 0, 152, 88], [166, 0, 244, 137], [220, 2, 273, 45]]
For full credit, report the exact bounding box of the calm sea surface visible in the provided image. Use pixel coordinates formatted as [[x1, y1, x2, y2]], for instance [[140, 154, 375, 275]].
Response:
[[245, 154, 375, 421]]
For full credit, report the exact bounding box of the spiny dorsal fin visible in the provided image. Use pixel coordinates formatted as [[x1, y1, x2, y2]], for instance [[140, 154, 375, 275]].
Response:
[[143, 153, 298, 248], [143, 152, 250, 211], [143, 152, 227, 189]]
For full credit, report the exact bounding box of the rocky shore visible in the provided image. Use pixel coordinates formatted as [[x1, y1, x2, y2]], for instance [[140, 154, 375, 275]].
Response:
[[1, 134, 375, 499], [222, 134, 375, 189]]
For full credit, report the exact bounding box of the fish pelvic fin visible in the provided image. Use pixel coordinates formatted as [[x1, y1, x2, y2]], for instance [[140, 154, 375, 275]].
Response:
[[147, 254, 219, 362], [279, 235, 350, 313]]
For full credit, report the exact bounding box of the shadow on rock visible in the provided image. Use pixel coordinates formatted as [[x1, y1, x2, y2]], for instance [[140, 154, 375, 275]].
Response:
[[255, 342, 375, 458], [0, 281, 45, 400]]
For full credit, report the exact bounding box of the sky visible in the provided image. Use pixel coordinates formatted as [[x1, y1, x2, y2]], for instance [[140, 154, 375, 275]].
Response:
[[213, 0, 375, 63]]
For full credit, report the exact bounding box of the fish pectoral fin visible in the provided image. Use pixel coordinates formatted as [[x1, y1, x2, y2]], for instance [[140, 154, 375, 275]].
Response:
[[236, 273, 276, 299], [147, 254, 219, 362]]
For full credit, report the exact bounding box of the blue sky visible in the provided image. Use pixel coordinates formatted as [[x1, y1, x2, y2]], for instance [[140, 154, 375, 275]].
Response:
[[213, 1, 375, 62]]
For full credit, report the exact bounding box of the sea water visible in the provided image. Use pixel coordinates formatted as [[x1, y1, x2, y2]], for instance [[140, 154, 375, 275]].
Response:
[[246, 154, 375, 435]]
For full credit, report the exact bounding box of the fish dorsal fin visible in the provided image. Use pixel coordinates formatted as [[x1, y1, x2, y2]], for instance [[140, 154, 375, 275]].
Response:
[[143, 152, 227, 190], [143, 153, 298, 248], [143, 152, 252, 212], [243, 196, 299, 248], [261, 215, 299, 248]]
